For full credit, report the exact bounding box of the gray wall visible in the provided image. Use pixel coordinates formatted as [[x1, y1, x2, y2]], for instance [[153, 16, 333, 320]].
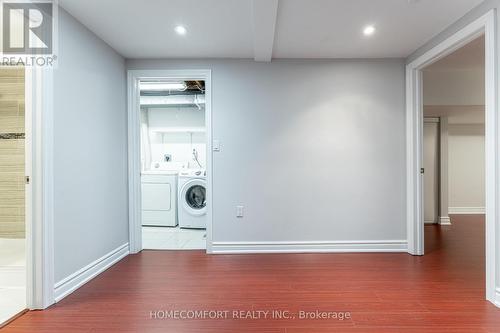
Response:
[[424, 69, 485, 106], [54, 9, 128, 281], [127, 59, 407, 243], [424, 106, 485, 212], [448, 122, 485, 210]]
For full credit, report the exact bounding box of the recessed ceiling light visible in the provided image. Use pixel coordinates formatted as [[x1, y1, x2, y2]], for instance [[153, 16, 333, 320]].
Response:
[[175, 25, 187, 35], [363, 25, 376, 36]]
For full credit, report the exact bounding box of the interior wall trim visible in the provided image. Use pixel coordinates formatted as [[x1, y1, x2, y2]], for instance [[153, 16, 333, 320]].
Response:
[[211, 240, 408, 254], [53, 243, 129, 302]]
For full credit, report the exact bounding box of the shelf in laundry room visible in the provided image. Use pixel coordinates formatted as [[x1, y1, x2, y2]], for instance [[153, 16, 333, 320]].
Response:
[[150, 127, 206, 133]]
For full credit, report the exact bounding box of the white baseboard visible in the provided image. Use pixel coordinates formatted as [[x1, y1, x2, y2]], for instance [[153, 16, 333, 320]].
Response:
[[425, 217, 452, 225], [211, 240, 408, 254], [449, 207, 485, 214], [439, 216, 452, 225], [54, 243, 129, 302]]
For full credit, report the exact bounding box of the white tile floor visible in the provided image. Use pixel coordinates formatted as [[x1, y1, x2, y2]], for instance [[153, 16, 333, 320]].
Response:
[[142, 226, 206, 250], [0, 238, 26, 325]]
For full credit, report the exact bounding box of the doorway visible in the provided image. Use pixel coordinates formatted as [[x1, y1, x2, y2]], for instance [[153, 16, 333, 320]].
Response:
[[128, 70, 213, 254], [406, 10, 498, 305], [140, 80, 207, 250], [422, 34, 485, 228]]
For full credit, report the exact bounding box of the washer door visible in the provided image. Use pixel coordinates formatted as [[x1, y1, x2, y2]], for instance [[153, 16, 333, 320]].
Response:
[[181, 179, 207, 216]]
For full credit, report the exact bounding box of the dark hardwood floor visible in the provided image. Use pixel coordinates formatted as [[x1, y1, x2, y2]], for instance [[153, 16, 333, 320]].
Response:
[[4, 215, 499, 332]]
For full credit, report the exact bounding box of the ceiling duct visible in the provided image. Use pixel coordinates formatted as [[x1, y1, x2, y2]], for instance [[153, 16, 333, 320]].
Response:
[[140, 94, 206, 108]]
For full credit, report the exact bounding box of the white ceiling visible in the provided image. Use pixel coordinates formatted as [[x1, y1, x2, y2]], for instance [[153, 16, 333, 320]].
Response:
[[59, 0, 484, 60]]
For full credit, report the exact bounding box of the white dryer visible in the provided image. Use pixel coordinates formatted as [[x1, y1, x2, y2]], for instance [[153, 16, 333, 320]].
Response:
[[141, 171, 178, 227], [178, 169, 207, 229]]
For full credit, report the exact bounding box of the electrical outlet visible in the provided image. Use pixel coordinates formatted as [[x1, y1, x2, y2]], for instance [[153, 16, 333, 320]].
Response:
[[236, 206, 244, 218]]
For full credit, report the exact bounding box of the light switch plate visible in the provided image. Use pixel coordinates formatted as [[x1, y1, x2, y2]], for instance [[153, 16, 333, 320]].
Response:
[[236, 206, 244, 218], [213, 140, 221, 152]]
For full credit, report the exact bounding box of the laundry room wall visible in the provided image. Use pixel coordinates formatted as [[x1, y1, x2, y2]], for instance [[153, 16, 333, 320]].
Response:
[[53, 9, 128, 282], [141, 107, 206, 170], [127, 59, 407, 250]]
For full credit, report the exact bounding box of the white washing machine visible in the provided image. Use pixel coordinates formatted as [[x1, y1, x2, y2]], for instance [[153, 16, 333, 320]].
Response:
[[178, 169, 207, 229]]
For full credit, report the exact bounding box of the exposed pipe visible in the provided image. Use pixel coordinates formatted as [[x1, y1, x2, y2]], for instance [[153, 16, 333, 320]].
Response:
[[140, 94, 206, 107]]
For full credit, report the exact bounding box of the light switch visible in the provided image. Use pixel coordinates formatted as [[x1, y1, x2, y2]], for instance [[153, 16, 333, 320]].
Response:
[[236, 206, 244, 218], [213, 139, 221, 152]]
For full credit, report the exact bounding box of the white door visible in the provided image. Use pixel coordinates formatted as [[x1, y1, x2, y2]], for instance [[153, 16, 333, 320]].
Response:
[[424, 119, 439, 224]]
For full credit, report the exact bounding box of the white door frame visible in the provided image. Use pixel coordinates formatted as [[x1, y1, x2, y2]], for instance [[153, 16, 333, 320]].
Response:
[[406, 10, 499, 305], [127, 69, 213, 254], [25, 67, 55, 309]]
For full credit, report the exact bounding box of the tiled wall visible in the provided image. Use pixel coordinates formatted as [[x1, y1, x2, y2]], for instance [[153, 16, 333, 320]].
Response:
[[0, 68, 25, 238]]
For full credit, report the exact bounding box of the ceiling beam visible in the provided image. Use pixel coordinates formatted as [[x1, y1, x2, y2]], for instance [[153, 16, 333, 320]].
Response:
[[252, 0, 279, 62]]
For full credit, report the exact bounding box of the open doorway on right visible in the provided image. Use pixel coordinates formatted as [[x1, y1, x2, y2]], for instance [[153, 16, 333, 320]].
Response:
[[422, 35, 485, 258]]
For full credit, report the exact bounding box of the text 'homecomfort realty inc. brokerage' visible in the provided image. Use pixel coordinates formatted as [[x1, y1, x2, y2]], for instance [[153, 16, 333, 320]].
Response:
[[149, 309, 352, 321]]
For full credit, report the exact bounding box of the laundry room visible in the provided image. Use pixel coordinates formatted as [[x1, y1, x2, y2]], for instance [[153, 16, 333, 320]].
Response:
[[139, 80, 207, 250]]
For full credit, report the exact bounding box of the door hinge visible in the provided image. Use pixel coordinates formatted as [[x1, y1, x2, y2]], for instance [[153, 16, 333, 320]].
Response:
[[25, 176, 30, 184], [420, 168, 425, 174]]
